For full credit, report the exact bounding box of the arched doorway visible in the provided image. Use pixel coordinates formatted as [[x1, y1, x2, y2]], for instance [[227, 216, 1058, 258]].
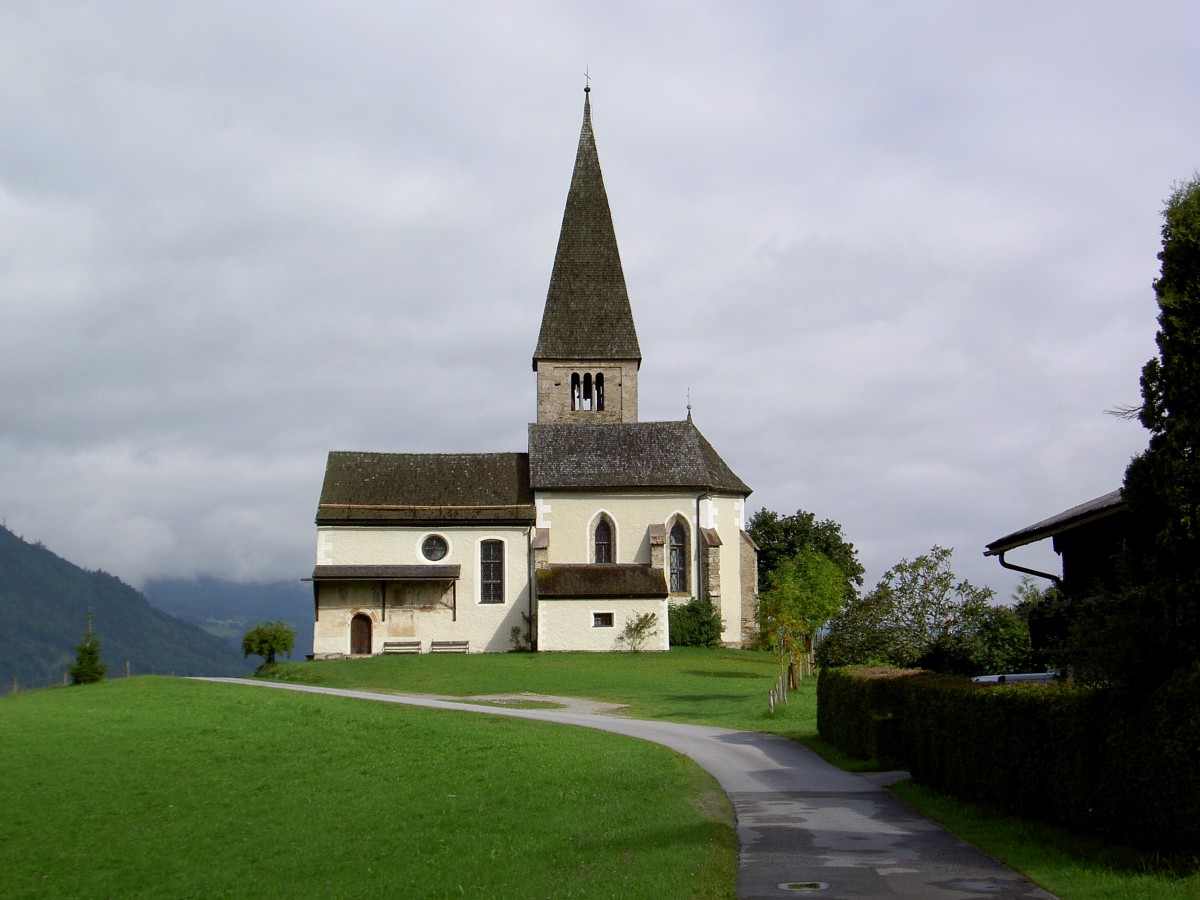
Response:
[[350, 614, 372, 655]]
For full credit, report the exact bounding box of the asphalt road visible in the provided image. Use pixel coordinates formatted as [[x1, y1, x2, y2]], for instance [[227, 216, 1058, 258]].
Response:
[[198, 678, 1055, 899]]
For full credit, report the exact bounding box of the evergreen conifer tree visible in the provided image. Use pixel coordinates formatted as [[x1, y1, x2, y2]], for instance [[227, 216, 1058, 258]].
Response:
[[69, 612, 106, 685], [1118, 174, 1200, 688]]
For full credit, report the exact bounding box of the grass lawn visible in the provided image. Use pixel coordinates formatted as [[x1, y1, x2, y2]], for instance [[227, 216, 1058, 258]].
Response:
[[271, 647, 1200, 899], [892, 781, 1200, 900], [269, 646, 817, 738], [0, 676, 736, 899], [7, 649, 1194, 899]]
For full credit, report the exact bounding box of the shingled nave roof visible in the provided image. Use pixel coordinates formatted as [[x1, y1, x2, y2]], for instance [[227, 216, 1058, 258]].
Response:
[[528, 420, 751, 494], [532, 88, 642, 369], [316, 451, 535, 525]]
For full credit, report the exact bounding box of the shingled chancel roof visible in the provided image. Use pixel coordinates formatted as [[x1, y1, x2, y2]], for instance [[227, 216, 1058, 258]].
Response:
[[528, 420, 751, 494], [533, 88, 641, 368]]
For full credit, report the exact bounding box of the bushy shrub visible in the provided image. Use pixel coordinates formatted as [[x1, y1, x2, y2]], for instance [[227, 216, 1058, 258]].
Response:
[[668, 597, 723, 647], [915, 604, 1033, 676], [614, 612, 658, 652], [817, 546, 994, 669]]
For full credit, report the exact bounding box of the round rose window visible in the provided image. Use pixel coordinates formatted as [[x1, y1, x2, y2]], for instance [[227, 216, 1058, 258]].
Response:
[[421, 535, 448, 561]]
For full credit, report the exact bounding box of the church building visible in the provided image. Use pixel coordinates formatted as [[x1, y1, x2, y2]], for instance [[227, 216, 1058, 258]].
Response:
[[310, 89, 757, 655]]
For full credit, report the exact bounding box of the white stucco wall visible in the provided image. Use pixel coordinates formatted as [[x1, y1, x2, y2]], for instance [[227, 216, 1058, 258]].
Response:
[[311, 492, 750, 653], [534, 491, 748, 644], [313, 524, 533, 655], [537, 491, 697, 569], [537, 598, 669, 652], [708, 493, 748, 645]]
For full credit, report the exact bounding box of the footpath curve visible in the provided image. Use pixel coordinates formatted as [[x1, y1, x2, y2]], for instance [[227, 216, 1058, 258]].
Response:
[[198, 678, 1053, 899]]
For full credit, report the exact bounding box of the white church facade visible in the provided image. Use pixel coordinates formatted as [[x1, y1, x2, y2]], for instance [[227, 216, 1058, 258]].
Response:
[[309, 89, 757, 655]]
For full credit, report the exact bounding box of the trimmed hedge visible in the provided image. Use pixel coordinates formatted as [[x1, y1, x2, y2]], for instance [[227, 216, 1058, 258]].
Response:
[[817, 664, 1200, 854], [816, 666, 919, 766]]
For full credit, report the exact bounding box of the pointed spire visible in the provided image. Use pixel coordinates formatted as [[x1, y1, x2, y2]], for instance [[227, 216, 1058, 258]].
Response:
[[533, 87, 642, 369]]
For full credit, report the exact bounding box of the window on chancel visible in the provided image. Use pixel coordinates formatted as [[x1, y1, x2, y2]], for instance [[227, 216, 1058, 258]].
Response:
[[669, 521, 687, 593]]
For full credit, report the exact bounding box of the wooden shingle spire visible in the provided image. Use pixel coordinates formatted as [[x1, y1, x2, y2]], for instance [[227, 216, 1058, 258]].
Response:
[[533, 87, 642, 369]]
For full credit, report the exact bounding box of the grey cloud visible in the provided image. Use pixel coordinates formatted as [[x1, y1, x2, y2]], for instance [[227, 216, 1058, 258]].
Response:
[[2, 2, 1195, 600]]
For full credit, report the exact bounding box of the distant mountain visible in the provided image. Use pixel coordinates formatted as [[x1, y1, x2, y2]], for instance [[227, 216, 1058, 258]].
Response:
[[143, 576, 313, 660], [0, 526, 251, 690]]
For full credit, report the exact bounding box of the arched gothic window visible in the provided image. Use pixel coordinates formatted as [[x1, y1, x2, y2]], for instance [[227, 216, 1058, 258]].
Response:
[[594, 517, 613, 563], [669, 521, 688, 593], [595, 373, 605, 410], [570, 373, 581, 411]]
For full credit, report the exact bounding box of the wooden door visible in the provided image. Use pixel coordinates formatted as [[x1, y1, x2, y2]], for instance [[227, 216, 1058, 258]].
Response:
[[350, 614, 372, 655]]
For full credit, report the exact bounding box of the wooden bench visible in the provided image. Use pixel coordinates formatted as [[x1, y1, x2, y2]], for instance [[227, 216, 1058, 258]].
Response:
[[381, 640, 421, 654], [429, 640, 469, 654]]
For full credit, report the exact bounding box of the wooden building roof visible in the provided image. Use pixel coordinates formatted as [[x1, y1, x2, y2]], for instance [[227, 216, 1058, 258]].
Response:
[[984, 489, 1124, 556]]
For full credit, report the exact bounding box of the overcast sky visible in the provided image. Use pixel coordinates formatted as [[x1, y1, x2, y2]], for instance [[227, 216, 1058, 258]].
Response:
[[3, 2, 1197, 601]]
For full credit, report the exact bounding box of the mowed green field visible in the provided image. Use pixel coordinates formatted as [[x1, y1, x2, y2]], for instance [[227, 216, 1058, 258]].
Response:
[[8, 648, 1194, 899], [270, 649, 1200, 899], [269, 646, 817, 737], [0, 675, 738, 899]]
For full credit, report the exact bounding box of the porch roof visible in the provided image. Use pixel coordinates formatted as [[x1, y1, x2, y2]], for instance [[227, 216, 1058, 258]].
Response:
[[308, 565, 461, 581]]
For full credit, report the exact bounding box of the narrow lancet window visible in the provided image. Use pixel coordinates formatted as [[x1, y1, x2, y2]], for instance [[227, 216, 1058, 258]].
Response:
[[669, 521, 687, 593], [583, 373, 593, 410], [595, 517, 613, 563], [570, 372, 581, 411], [595, 373, 605, 410]]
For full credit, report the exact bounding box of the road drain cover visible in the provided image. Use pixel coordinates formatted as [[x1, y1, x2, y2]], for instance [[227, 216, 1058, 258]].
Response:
[[779, 883, 829, 891]]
